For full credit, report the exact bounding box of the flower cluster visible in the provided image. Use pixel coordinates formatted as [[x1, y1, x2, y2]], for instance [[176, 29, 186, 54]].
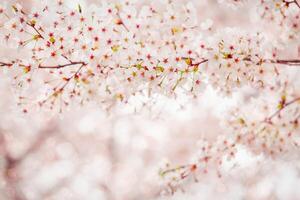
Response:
[[205, 29, 276, 94], [0, 0, 299, 112], [159, 136, 238, 195], [256, 0, 300, 41], [0, 0, 206, 111], [228, 96, 300, 156]]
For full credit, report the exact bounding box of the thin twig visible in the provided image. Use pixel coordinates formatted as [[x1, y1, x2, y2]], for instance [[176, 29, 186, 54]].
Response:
[[26, 22, 45, 39], [266, 97, 300, 122], [41, 63, 86, 104], [270, 59, 300, 66], [193, 59, 209, 66], [295, 0, 300, 8], [38, 61, 87, 69], [0, 62, 13, 67], [289, 0, 300, 8], [160, 164, 194, 176], [116, 12, 129, 32]]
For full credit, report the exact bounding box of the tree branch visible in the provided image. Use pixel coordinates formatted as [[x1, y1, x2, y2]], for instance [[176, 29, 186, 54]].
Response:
[[26, 22, 45, 40], [283, 0, 300, 8], [270, 59, 300, 66], [0, 62, 13, 67], [295, 0, 300, 8], [193, 59, 209, 66], [38, 61, 87, 69], [116, 12, 129, 32], [266, 96, 300, 122]]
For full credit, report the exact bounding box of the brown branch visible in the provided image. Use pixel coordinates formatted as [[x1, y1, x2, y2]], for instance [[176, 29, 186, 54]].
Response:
[[0, 62, 13, 67], [1, 57, 86, 70], [242, 57, 300, 66], [38, 61, 87, 69], [284, 0, 300, 8], [270, 59, 300, 66], [62, 63, 85, 87], [295, 0, 300, 8], [180, 57, 209, 66], [266, 96, 300, 122], [116, 12, 129, 32], [41, 63, 86, 105], [193, 59, 209, 66], [1, 57, 299, 73], [26, 22, 44, 40], [180, 57, 296, 67], [61, 55, 73, 63]]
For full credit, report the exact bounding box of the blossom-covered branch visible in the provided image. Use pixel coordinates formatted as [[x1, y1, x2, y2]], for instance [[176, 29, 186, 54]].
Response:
[[38, 61, 87, 69]]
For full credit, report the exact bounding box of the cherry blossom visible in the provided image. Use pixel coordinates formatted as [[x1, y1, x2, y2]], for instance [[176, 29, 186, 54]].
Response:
[[0, 0, 300, 199]]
